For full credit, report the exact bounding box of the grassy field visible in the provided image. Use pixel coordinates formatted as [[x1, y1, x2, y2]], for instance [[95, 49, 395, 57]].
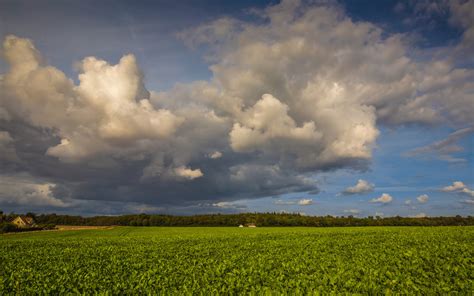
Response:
[[1, 226, 472, 294]]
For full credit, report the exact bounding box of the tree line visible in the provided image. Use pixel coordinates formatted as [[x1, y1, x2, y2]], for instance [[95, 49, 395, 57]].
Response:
[[1, 210, 473, 230]]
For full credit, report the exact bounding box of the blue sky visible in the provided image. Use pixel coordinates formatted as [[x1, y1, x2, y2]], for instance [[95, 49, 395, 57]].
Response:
[[0, 0, 472, 216]]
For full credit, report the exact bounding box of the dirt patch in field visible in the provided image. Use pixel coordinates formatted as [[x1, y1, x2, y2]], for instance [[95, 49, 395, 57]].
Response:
[[55, 225, 115, 231]]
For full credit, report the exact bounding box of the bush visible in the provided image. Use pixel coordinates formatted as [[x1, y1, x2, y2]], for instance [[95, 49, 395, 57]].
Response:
[[0, 223, 57, 234], [41, 224, 56, 230], [0, 222, 17, 233]]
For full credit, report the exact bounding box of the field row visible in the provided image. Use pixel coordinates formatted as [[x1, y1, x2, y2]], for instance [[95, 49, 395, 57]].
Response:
[[1, 226, 473, 294]]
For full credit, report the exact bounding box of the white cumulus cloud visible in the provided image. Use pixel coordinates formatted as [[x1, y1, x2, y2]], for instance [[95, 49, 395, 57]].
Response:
[[416, 194, 429, 203], [343, 179, 374, 195], [298, 198, 313, 206], [174, 166, 203, 180], [442, 181, 474, 197], [442, 181, 467, 191], [1, 35, 183, 163], [370, 193, 393, 204]]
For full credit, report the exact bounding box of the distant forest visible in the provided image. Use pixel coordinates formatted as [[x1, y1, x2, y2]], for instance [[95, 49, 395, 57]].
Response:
[[1, 211, 473, 227]]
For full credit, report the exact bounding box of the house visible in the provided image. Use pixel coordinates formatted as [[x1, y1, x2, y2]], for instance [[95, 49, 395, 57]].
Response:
[[12, 216, 35, 228]]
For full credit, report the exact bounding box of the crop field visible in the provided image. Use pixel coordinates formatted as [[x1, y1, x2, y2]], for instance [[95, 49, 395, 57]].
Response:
[[1, 226, 473, 294]]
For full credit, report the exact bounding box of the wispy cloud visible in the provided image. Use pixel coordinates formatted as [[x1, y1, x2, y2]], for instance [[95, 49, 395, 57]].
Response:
[[344, 209, 360, 215], [211, 201, 247, 209], [405, 127, 474, 163], [274, 198, 314, 206], [461, 199, 474, 205], [274, 200, 296, 205]]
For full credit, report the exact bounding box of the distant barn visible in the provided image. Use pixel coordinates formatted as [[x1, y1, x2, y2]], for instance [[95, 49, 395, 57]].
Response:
[[12, 216, 35, 228]]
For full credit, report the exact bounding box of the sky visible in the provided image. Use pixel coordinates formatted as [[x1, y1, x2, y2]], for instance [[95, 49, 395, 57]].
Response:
[[0, 0, 473, 217]]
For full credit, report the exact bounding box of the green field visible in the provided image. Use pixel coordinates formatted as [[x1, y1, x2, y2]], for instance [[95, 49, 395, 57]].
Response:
[[1, 227, 473, 294]]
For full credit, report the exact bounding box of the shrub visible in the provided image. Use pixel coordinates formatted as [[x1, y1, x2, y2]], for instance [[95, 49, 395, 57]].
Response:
[[0, 222, 17, 233]]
